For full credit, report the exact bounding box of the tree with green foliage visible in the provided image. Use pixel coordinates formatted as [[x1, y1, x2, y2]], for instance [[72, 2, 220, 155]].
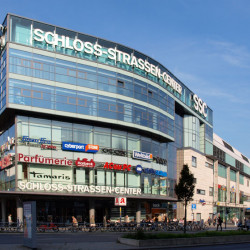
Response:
[[175, 164, 195, 233]]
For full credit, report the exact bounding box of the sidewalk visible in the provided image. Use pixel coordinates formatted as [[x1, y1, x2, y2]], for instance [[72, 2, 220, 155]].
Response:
[[0, 224, 240, 250]]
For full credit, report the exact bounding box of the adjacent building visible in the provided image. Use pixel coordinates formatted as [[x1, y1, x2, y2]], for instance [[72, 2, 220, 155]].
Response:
[[0, 13, 248, 224]]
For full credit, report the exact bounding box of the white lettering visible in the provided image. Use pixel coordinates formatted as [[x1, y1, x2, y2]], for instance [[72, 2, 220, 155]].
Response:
[[73, 39, 84, 52], [33, 29, 44, 42], [44, 32, 54, 45]]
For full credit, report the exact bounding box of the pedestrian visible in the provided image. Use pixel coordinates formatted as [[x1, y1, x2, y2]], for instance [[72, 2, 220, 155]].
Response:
[[72, 216, 78, 227], [8, 214, 12, 226], [216, 216, 222, 231], [213, 216, 217, 226], [208, 216, 211, 226]]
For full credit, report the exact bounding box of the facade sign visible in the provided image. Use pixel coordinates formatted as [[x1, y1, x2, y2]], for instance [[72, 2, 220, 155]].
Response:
[[41, 144, 57, 150], [135, 165, 143, 174], [135, 165, 167, 177], [18, 153, 73, 166], [193, 94, 207, 118], [104, 162, 131, 171], [29, 166, 72, 183], [0, 137, 15, 153], [22, 136, 51, 144], [33, 29, 182, 95], [133, 150, 153, 161], [115, 197, 127, 206], [18, 182, 141, 195], [62, 142, 99, 153], [152, 203, 161, 208], [75, 158, 95, 168]]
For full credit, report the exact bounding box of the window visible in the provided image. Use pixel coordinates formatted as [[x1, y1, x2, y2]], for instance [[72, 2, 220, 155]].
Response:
[[209, 187, 213, 196], [247, 180, 249, 187], [241, 154, 249, 163], [205, 162, 213, 169], [192, 156, 197, 167], [193, 178, 197, 184], [222, 140, 234, 152], [235, 160, 244, 172], [196, 213, 201, 222], [197, 189, 205, 195], [213, 146, 225, 162]]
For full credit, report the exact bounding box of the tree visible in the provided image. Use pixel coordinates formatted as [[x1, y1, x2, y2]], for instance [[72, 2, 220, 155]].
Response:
[[175, 164, 195, 233]]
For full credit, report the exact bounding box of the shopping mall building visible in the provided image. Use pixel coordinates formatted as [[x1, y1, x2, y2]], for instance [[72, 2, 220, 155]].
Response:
[[0, 14, 249, 224]]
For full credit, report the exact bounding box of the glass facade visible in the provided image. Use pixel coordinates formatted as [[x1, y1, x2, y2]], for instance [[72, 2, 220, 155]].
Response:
[[15, 115, 172, 196], [8, 14, 213, 125], [8, 48, 175, 138]]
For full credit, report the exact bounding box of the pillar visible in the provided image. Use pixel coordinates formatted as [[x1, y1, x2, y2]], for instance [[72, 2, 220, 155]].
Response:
[[89, 199, 95, 225], [213, 160, 218, 202], [136, 202, 141, 224], [16, 197, 23, 224], [226, 167, 230, 203], [236, 171, 240, 204], [1, 199, 6, 222]]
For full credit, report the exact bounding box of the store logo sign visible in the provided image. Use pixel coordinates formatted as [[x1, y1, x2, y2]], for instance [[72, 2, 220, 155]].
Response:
[[18, 153, 73, 166], [193, 94, 207, 118], [22, 136, 51, 144], [133, 150, 153, 161], [104, 162, 131, 172], [33, 29, 182, 95], [62, 142, 99, 153], [75, 158, 95, 168], [114, 197, 127, 206], [29, 171, 71, 180], [135, 165, 143, 174], [135, 165, 167, 177], [41, 144, 57, 150]]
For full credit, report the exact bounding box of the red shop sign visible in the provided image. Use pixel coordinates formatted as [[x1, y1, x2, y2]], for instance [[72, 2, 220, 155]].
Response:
[[104, 162, 131, 171], [75, 158, 95, 168]]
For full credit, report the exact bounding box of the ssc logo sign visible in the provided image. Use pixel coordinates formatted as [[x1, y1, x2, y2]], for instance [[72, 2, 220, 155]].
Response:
[[193, 94, 207, 118], [114, 197, 127, 206]]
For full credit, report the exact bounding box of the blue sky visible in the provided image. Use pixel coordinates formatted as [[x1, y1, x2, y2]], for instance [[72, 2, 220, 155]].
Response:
[[1, 0, 250, 157]]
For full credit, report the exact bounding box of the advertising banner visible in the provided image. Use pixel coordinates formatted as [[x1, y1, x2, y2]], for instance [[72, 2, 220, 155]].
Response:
[[23, 201, 36, 249], [62, 142, 99, 153], [133, 150, 153, 161]]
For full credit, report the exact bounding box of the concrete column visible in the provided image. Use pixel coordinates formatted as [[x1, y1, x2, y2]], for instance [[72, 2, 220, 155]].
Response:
[[89, 199, 95, 225], [16, 198, 23, 224], [226, 167, 230, 203], [1, 199, 6, 222], [213, 160, 219, 202], [236, 171, 240, 204], [136, 202, 141, 224]]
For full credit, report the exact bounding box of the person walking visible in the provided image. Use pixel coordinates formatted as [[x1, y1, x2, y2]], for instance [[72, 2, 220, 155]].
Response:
[[208, 216, 212, 226], [8, 214, 12, 226], [216, 216, 223, 231], [72, 216, 78, 227]]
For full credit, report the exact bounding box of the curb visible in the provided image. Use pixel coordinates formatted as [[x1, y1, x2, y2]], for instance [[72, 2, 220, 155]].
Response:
[[118, 234, 250, 247]]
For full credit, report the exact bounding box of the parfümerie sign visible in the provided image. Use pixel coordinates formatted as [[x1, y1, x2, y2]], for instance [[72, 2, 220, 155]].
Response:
[[18, 182, 141, 195], [33, 29, 182, 95]]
